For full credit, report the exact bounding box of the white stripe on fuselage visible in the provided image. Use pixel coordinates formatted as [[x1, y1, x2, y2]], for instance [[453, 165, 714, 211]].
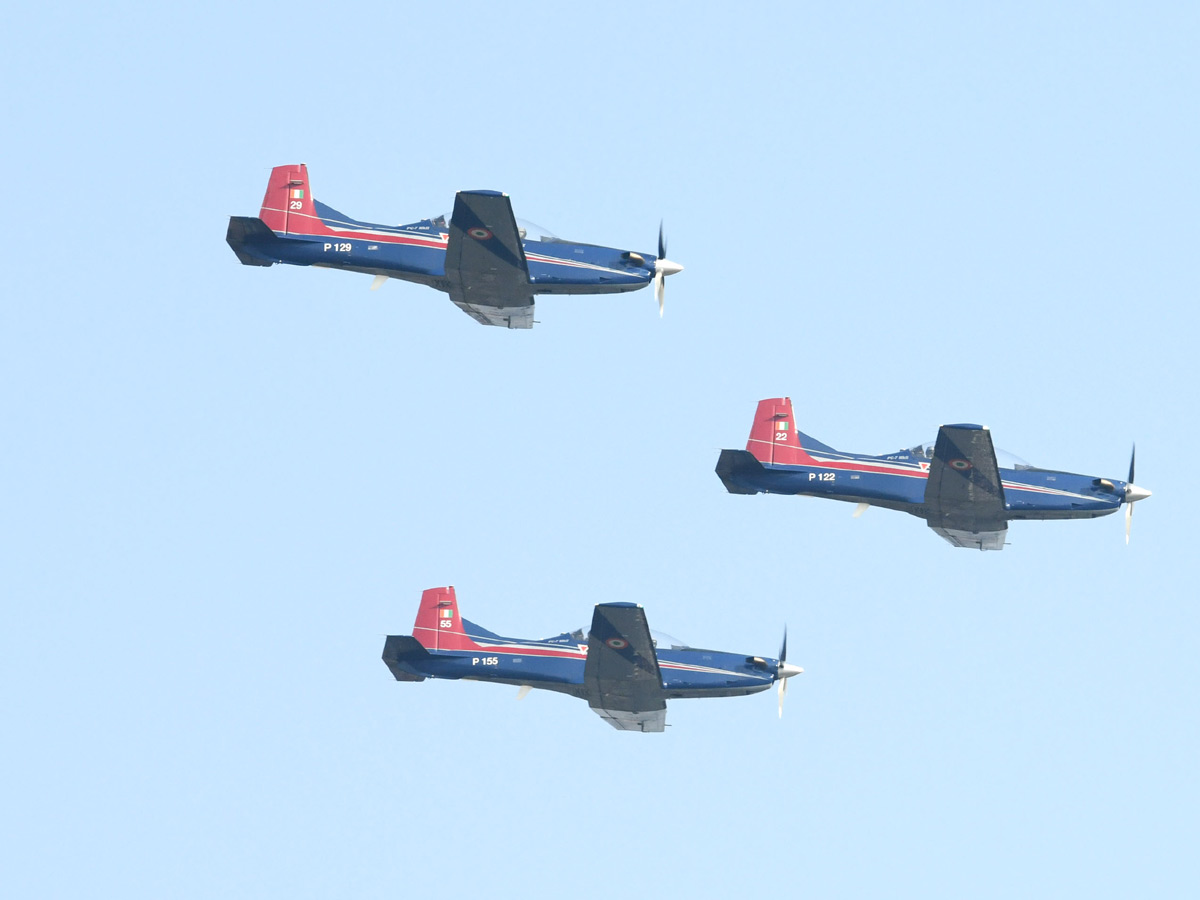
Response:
[[460, 637, 756, 679], [753, 441, 1107, 504], [279, 211, 642, 278]]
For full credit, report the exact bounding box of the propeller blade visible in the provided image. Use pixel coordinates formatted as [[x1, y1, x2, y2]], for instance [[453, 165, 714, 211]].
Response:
[[655, 223, 666, 317], [1122, 444, 1152, 544], [650, 222, 683, 317], [774, 638, 804, 719]]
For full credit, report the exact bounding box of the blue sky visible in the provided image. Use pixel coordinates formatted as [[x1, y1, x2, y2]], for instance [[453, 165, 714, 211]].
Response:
[[3, 2, 1197, 897]]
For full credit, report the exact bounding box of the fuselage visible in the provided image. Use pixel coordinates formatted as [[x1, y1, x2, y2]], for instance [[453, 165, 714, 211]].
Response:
[[231, 200, 658, 296], [725, 446, 1130, 521], [391, 619, 778, 700]]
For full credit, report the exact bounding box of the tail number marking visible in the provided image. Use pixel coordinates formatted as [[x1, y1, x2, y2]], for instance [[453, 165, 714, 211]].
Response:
[[438, 619, 453, 628], [775, 431, 788, 441], [472, 657, 500, 666], [289, 200, 303, 210], [323, 243, 352, 252], [808, 472, 835, 482]]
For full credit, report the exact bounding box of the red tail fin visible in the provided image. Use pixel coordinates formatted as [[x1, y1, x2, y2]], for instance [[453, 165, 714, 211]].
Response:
[[412, 586, 482, 652], [258, 164, 330, 236], [746, 397, 816, 466]]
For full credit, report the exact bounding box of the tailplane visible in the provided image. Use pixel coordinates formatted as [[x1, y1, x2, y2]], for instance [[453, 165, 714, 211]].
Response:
[[745, 397, 836, 466], [381, 635, 428, 681], [411, 586, 483, 653], [225, 216, 280, 266]]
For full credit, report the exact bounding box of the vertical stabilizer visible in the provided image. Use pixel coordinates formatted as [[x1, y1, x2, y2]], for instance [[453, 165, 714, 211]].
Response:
[[412, 586, 482, 652], [258, 164, 327, 235], [746, 398, 816, 465]]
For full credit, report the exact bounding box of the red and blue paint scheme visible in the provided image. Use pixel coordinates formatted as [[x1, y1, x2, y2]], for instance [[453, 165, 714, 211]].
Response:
[[717, 398, 1152, 551], [382, 586, 803, 732], [227, 165, 683, 329]]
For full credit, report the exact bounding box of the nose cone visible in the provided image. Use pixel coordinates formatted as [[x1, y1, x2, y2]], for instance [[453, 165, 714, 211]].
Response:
[[1125, 483, 1152, 503], [776, 661, 804, 681], [655, 258, 684, 277]]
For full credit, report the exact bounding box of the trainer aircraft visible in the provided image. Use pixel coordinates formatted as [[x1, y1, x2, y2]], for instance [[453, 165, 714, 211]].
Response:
[[382, 587, 803, 732], [716, 397, 1151, 551], [227, 164, 683, 329]]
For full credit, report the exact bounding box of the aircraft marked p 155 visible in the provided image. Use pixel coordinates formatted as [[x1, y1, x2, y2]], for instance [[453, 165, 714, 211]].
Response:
[[382, 587, 803, 732]]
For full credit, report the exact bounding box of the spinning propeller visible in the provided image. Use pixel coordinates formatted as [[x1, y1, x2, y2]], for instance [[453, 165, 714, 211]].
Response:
[[653, 222, 684, 317], [775, 627, 805, 718], [1123, 445, 1151, 544]]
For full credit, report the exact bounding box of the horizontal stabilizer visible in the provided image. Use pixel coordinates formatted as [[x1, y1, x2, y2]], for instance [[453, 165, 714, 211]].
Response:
[[226, 216, 280, 267], [382, 634, 429, 682], [716, 449, 764, 495]]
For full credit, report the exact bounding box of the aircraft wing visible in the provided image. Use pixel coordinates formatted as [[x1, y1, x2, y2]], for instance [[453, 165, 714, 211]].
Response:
[[583, 604, 667, 733], [448, 292, 534, 329], [923, 425, 1008, 551], [445, 191, 535, 328]]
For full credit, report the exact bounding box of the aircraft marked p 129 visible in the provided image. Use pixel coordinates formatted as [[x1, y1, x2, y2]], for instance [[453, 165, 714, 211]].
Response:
[[227, 165, 683, 329]]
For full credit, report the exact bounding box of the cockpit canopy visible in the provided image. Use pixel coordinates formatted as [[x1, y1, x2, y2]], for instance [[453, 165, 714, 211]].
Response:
[[516, 218, 559, 242], [426, 214, 562, 242], [907, 440, 1032, 470], [566, 626, 691, 650]]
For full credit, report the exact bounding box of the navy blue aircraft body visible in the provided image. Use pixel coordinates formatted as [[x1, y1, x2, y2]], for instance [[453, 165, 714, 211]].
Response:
[[227, 164, 682, 328], [383, 587, 803, 732], [717, 397, 1151, 550]]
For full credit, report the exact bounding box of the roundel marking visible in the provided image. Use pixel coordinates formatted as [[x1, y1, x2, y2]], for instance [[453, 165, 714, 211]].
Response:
[[949, 458, 973, 471], [606, 637, 629, 650], [467, 227, 493, 240]]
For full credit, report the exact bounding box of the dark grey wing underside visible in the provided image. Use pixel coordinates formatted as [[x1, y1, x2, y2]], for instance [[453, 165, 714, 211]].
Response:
[[923, 425, 1008, 551], [584, 604, 667, 733], [445, 191, 535, 329]]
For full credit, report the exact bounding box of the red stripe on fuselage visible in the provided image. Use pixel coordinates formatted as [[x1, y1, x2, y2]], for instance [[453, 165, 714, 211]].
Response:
[[761, 449, 1100, 502]]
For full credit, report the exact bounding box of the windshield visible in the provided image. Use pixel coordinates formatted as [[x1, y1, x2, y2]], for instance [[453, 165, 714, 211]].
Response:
[[907, 440, 1032, 469], [517, 218, 559, 241], [651, 629, 690, 650]]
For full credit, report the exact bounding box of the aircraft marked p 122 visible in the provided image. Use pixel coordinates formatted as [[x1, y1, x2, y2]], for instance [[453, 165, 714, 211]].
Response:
[[717, 397, 1151, 550]]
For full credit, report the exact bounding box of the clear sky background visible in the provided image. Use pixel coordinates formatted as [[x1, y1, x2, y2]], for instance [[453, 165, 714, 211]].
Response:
[[3, 2, 1197, 897]]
